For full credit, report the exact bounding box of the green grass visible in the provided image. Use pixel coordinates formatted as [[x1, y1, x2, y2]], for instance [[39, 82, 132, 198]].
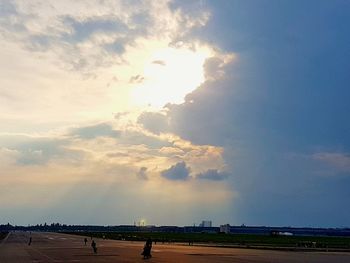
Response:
[[66, 231, 350, 249]]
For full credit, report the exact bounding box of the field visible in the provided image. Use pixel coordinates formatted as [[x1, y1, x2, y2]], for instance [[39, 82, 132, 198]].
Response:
[[67, 231, 350, 250], [2, 232, 350, 263], [0, 232, 9, 241]]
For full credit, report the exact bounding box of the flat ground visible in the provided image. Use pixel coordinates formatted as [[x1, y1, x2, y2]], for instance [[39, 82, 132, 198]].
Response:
[[1, 232, 350, 262]]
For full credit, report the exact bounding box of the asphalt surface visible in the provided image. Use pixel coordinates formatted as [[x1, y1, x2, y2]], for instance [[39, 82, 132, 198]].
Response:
[[1, 231, 350, 262]]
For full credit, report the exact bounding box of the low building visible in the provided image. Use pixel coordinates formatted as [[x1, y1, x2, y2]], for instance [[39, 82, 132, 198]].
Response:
[[199, 220, 212, 227], [220, 224, 231, 234]]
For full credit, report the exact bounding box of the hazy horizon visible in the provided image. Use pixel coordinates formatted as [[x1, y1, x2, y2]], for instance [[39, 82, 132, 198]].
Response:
[[1, 0, 349, 228], [4, 221, 349, 229]]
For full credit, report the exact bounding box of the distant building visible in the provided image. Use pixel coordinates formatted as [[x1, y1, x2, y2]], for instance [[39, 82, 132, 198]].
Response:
[[199, 220, 212, 227], [184, 226, 219, 233], [220, 224, 231, 234], [270, 231, 293, 236]]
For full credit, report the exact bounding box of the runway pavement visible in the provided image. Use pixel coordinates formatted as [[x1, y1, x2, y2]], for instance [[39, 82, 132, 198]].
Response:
[[1, 231, 350, 262]]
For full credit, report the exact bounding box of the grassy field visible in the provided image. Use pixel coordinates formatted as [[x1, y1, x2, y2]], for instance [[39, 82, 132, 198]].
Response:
[[67, 231, 350, 249]]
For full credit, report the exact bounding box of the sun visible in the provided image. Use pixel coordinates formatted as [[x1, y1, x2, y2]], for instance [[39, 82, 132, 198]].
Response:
[[131, 46, 211, 108]]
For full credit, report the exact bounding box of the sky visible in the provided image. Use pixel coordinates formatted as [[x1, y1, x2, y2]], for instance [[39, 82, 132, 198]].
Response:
[[0, 0, 349, 227]]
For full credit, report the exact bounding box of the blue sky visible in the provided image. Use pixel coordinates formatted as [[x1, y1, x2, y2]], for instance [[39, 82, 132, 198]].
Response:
[[0, 0, 349, 227]]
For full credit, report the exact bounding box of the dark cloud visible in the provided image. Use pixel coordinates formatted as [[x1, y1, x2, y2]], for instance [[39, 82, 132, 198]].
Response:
[[0, 134, 70, 166], [63, 16, 129, 43], [0, 1, 17, 17], [203, 56, 229, 80], [27, 35, 51, 51], [104, 39, 127, 54], [137, 112, 169, 135], [196, 169, 228, 181], [137, 167, 148, 180], [130, 12, 152, 28], [0, 1, 25, 33], [164, 77, 236, 146], [118, 130, 172, 149], [161, 161, 190, 181], [70, 123, 120, 139], [114, 111, 129, 120], [159, 0, 350, 225], [129, 74, 145, 83], [16, 149, 49, 166], [152, 60, 166, 66]]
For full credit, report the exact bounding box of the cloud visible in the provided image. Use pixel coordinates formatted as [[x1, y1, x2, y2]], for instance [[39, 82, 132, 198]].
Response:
[[132, 52, 236, 146], [5, 120, 223, 179], [0, 0, 241, 225], [70, 123, 120, 139], [0, 134, 67, 162], [169, 0, 211, 30], [0, 0, 220, 133], [203, 54, 235, 81], [0, 1, 17, 17], [312, 152, 350, 172], [117, 129, 172, 149], [159, 146, 184, 156], [129, 74, 145, 84], [0, 1, 146, 72], [0, 0, 211, 74], [137, 167, 148, 180], [161, 161, 190, 180], [0, 126, 234, 226], [0, 147, 20, 166], [152, 60, 166, 66], [63, 16, 129, 44], [137, 111, 169, 135], [136, 51, 235, 139], [196, 169, 229, 181]]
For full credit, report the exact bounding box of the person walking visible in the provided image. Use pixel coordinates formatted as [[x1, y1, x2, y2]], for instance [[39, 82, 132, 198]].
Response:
[[141, 238, 152, 259], [91, 240, 97, 253]]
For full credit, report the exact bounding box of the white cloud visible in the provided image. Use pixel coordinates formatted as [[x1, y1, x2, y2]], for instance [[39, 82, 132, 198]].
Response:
[[0, 120, 227, 180], [0, 0, 210, 74], [312, 152, 350, 172], [0, 125, 236, 225], [0, 0, 238, 224], [0, 0, 225, 133]]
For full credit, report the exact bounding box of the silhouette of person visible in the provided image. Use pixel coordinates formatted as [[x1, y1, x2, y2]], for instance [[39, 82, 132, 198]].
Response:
[[141, 238, 152, 259], [28, 237, 32, 246], [84, 238, 88, 246], [91, 240, 97, 253]]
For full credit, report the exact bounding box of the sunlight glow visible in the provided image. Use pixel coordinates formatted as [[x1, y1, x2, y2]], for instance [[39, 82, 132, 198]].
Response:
[[131, 47, 211, 108]]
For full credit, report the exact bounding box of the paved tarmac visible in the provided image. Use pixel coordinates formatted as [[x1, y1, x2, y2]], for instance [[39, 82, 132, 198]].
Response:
[[1, 231, 350, 262]]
